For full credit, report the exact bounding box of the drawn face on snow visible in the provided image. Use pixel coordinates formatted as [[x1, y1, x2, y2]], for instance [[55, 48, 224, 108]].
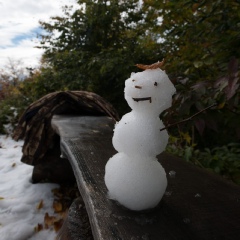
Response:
[[124, 69, 176, 115]]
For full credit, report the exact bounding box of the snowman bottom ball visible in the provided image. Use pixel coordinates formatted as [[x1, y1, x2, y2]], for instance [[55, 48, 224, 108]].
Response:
[[104, 152, 167, 211]]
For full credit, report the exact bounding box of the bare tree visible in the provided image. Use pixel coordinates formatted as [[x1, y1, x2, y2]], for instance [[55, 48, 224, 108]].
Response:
[[0, 58, 26, 86]]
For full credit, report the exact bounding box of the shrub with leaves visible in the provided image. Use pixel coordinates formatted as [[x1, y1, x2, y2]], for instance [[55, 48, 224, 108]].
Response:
[[167, 142, 240, 185], [151, 0, 240, 148], [164, 57, 240, 148], [0, 95, 29, 134], [0, 83, 31, 134], [36, 0, 164, 114]]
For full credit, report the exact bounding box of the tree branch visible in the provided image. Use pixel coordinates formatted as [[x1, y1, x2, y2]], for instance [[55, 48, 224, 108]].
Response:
[[160, 103, 217, 131]]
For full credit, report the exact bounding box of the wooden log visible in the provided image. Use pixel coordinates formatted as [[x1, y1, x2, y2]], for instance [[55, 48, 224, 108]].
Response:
[[56, 197, 93, 240], [52, 115, 240, 240]]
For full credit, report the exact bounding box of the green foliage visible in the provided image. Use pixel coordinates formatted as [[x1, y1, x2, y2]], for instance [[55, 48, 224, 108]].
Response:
[[153, 0, 240, 148], [167, 142, 240, 184], [0, 90, 30, 134], [153, 0, 240, 79], [157, 0, 240, 182], [37, 0, 163, 114], [164, 57, 240, 148], [1, 0, 239, 183], [18, 69, 69, 101]]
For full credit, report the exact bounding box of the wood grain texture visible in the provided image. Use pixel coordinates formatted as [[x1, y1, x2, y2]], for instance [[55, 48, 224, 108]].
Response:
[[56, 197, 93, 240], [52, 115, 240, 240]]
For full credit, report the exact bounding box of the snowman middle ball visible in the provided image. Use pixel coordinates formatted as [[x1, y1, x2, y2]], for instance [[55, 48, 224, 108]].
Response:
[[112, 113, 169, 157]]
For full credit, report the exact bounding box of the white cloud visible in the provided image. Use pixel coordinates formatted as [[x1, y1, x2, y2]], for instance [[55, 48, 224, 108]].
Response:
[[0, 38, 44, 67], [0, 0, 78, 69]]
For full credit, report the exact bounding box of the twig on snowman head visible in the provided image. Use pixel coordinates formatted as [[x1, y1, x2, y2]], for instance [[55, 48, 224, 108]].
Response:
[[135, 60, 165, 70]]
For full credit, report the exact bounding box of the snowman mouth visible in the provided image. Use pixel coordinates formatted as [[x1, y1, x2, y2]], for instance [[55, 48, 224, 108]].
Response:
[[132, 97, 152, 103]]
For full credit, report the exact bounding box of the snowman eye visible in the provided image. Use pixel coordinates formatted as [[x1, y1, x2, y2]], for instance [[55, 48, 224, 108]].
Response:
[[154, 82, 158, 86], [135, 85, 142, 89], [132, 79, 136, 82]]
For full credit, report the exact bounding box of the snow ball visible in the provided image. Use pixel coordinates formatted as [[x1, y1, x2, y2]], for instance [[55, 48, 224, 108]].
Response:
[[125, 68, 176, 115], [105, 153, 167, 211], [112, 112, 169, 157]]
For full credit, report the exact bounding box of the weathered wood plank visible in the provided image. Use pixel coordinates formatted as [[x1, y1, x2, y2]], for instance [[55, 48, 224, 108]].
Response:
[[52, 115, 240, 240], [57, 197, 93, 240]]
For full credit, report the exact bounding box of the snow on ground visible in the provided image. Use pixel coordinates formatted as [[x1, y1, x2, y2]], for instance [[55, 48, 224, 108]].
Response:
[[0, 135, 59, 240]]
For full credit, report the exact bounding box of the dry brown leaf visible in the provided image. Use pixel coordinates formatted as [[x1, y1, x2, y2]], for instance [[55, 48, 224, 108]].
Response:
[[53, 201, 63, 213], [36, 200, 44, 210], [34, 223, 43, 233], [53, 219, 64, 232], [12, 163, 16, 167], [0, 197, 4, 200], [44, 213, 57, 228], [135, 60, 165, 70]]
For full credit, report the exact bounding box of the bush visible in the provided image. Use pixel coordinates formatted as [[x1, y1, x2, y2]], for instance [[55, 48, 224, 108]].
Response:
[[163, 57, 240, 149], [0, 85, 31, 134], [167, 141, 240, 185]]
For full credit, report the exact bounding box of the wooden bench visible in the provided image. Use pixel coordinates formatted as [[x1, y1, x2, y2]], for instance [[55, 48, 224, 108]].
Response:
[[51, 115, 240, 240]]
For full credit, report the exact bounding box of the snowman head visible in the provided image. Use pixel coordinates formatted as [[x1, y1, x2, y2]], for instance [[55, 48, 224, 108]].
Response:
[[124, 68, 176, 115]]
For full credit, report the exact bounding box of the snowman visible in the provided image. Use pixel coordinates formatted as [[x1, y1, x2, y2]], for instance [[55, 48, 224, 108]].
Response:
[[104, 62, 176, 211]]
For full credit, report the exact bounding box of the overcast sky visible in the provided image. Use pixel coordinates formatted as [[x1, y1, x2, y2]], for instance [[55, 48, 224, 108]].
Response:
[[0, 0, 78, 69]]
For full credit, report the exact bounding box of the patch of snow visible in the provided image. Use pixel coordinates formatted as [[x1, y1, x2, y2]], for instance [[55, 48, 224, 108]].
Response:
[[0, 135, 59, 240]]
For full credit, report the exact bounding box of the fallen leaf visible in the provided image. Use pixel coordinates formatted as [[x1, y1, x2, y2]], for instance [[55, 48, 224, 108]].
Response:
[[36, 200, 44, 210], [54, 219, 64, 232], [44, 213, 56, 228], [12, 163, 16, 167], [0, 197, 4, 200], [135, 60, 165, 70], [34, 223, 43, 232], [53, 201, 63, 213]]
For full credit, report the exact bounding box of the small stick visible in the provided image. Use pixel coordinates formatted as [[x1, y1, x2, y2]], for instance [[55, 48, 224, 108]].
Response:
[[160, 103, 217, 131], [132, 97, 152, 103]]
